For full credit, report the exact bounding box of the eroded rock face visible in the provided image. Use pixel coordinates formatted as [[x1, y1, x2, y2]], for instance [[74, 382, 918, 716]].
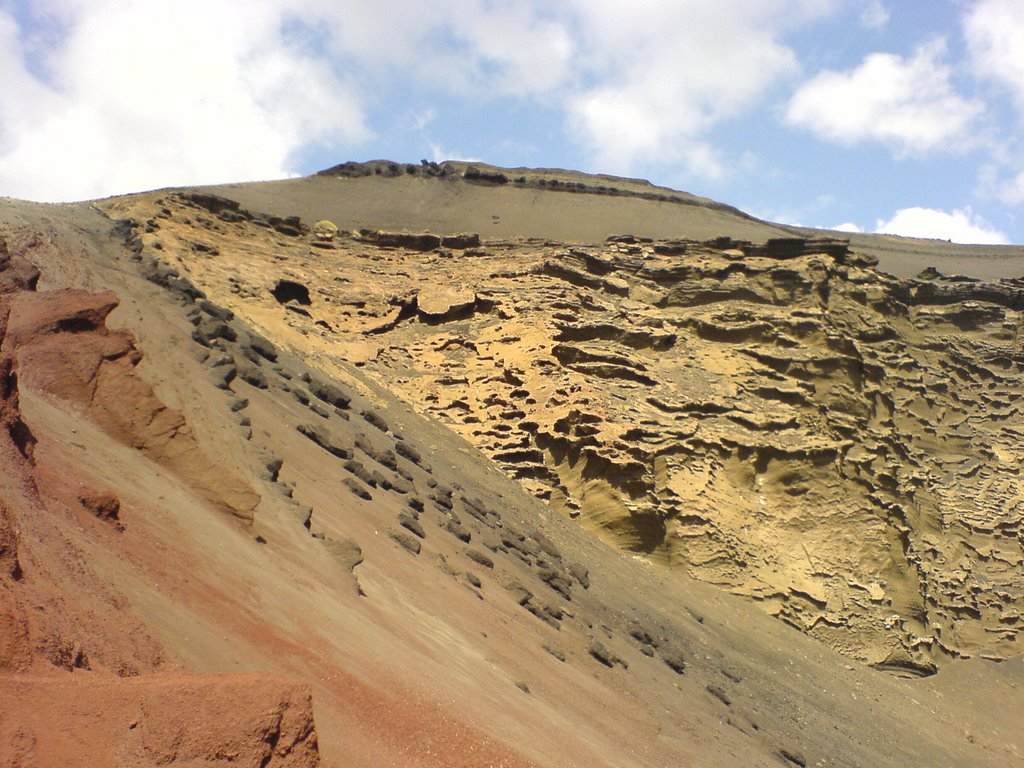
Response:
[[106, 191, 1024, 670], [2, 287, 259, 520], [0, 244, 320, 768], [0, 673, 320, 768]]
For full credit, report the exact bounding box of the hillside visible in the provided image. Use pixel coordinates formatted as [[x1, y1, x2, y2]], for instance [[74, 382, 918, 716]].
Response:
[[0, 162, 1022, 767]]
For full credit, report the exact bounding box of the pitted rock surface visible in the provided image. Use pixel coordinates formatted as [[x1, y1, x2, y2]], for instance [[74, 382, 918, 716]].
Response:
[[102, 188, 1024, 673]]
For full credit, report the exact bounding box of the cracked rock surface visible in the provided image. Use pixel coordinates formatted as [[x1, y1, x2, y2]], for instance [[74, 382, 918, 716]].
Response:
[[105, 180, 1024, 673]]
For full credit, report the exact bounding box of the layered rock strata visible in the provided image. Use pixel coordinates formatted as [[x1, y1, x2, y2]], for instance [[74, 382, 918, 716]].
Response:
[[104, 190, 1024, 672]]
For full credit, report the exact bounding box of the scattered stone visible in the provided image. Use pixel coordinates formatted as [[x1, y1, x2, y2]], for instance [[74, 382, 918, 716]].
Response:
[[477, 530, 503, 552], [779, 748, 807, 767], [244, 332, 278, 362], [628, 624, 655, 647], [389, 529, 421, 555], [356, 229, 441, 251], [443, 518, 471, 543], [417, 286, 477, 320], [361, 409, 389, 433], [263, 458, 283, 482], [342, 477, 372, 500], [313, 219, 339, 242], [568, 563, 590, 589], [430, 487, 454, 511], [343, 459, 377, 487], [387, 475, 414, 495], [297, 423, 352, 459], [192, 319, 236, 347], [197, 299, 233, 322], [369, 447, 395, 470], [318, 536, 363, 572], [366, 469, 388, 490], [463, 166, 509, 184], [497, 575, 532, 606], [208, 364, 237, 390], [309, 379, 350, 409], [660, 646, 687, 675], [530, 530, 562, 561], [235, 358, 268, 389], [440, 233, 481, 249], [526, 600, 564, 628], [398, 512, 425, 539], [291, 503, 313, 529], [271, 279, 312, 306], [706, 685, 731, 707], [542, 643, 566, 662], [79, 491, 122, 530], [537, 567, 573, 600], [395, 442, 422, 465], [464, 548, 494, 569], [588, 640, 627, 669]]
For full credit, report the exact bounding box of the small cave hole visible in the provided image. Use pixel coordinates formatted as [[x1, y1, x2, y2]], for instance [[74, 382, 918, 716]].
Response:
[[272, 280, 311, 306], [57, 317, 98, 333]]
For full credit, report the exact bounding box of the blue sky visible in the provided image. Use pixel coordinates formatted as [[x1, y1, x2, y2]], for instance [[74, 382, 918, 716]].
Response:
[[2, 0, 1023, 244]]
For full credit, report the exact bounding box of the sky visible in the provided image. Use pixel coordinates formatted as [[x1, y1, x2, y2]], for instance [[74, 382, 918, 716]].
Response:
[[2, 0, 1024, 245]]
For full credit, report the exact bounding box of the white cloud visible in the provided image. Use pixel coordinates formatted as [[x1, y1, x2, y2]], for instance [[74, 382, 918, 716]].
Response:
[[976, 161, 1024, 206], [411, 108, 436, 132], [289, 0, 575, 98], [874, 206, 1009, 244], [563, 0, 835, 178], [0, 1, 370, 201], [833, 222, 863, 233], [447, 3, 574, 97], [0, 0, 586, 201], [965, 0, 1024, 107], [860, 1, 890, 29], [0, 0, 847, 201], [750, 192, 839, 229], [989, 167, 1024, 205], [964, 0, 1024, 206], [785, 40, 984, 156], [428, 142, 481, 163]]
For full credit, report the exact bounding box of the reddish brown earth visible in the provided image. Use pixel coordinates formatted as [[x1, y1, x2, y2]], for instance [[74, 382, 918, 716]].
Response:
[[5, 285, 258, 520], [0, 229, 564, 767], [1, 167, 1023, 767], [0, 673, 319, 768], [0, 236, 317, 767]]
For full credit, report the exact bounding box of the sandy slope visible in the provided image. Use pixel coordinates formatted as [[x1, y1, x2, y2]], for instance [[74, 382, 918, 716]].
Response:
[[0, 165, 1022, 767], [205, 160, 1024, 280]]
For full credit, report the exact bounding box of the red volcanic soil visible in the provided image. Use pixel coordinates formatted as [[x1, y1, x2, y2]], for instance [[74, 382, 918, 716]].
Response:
[[5, 285, 258, 520], [0, 236, 539, 768], [0, 673, 319, 767], [0, 236, 320, 766]]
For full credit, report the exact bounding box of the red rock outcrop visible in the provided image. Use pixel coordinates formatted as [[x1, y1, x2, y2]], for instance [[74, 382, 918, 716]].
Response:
[[0, 673, 320, 768], [0, 243, 320, 767], [2, 286, 259, 520], [0, 499, 30, 674]]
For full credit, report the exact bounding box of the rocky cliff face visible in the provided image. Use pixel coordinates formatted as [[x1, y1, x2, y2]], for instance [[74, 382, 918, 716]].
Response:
[[102, 186, 1024, 676]]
